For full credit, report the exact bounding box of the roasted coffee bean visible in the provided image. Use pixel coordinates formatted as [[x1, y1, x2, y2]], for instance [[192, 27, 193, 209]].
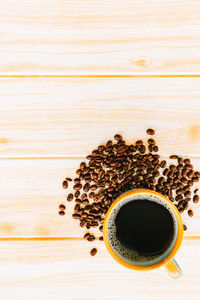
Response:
[[175, 195, 183, 202], [67, 193, 73, 202], [170, 155, 178, 159], [72, 213, 81, 219], [99, 236, 104, 241], [66, 177, 72, 181], [184, 158, 190, 165], [62, 180, 68, 189], [83, 183, 90, 192], [148, 144, 153, 152], [188, 210, 193, 217], [194, 189, 199, 194], [136, 140, 143, 146], [99, 225, 103, 232], [75, 198, 82, 204], [82, 199, 89, 205], [114, 134, 122, 141], [80, 162, 86, 170], [182, 169, 187, 177], [76, 169, 82, 175], [177, 164, 183, 171], [153, 145, 159, 152], [160, 160, 167, 168], [74, 178, 80, 184], [177, 182, 184, 188], [188, 180, 193, 186], [185, 164, 193, 170], [185, 197, 191, 202], [193, 195, 199, 203], [146, 128, 155, 135], [178, 157, 183, 164], [139, 145, 146, 154], [73, 183, 82, 190], [74, 191, 80, 198], [163, 168, 169, 176], [195, 171, 200, 178], [183, 224, 187, 231], [169, 165, 176, 172], [87, 235, 95, 242], [59, 211, 65, 216], [192, 177, 199, 182], [181, 177, 188, 184], [184, 191, 191, 197], [187, 170, 194, 178], [176, 189, 184, 195], [74, 204, 80, 212], [84, 232, 90, 239], [90, 248, 97, 256], [59, 204, 66, 210], [91, 185, 97, 191]]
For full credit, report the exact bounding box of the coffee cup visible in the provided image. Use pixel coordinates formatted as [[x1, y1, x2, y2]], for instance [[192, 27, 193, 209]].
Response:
[[103, 189, 183, 279]]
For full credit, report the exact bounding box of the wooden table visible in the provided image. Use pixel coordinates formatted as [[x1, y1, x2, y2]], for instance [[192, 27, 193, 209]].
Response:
[[1, 1, 200, 299]]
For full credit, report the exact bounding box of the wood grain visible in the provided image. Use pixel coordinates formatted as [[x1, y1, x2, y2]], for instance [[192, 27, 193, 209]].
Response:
[[0, 158, 199, 237], [1, 77, 200, 157], [0, 239, 199, 299], [0, 0, 200, 75]]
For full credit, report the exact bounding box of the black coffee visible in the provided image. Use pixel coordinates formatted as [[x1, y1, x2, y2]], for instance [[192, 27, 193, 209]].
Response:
[[115, 200, 174, 256]]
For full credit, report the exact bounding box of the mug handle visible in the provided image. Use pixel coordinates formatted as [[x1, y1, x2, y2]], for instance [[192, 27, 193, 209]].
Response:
[[165, 259, 182, 279]]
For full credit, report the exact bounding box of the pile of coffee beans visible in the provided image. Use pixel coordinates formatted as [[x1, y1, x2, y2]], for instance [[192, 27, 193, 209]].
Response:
[[59, 129, 200, 256]]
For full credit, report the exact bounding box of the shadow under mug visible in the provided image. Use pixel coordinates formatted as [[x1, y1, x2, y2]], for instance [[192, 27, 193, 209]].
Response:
[[103, 189, 183, 279]]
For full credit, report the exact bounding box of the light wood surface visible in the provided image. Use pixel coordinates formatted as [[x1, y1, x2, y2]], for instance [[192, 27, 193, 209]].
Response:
[[1, 0, 200, 298], [1, 77, 200, 157], [0, 0, 200, 75], [0, 239, 199, 300]]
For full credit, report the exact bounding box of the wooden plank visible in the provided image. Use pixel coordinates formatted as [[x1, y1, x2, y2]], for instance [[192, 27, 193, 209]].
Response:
[[0, 158, 199, 237], [0, 239, 199, 300], [1, 77, 200, 156], [0, 0, 200, 75]]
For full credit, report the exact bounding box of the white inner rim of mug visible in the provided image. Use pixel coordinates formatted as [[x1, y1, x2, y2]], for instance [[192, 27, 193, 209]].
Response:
[[107, 192, 178, 267]]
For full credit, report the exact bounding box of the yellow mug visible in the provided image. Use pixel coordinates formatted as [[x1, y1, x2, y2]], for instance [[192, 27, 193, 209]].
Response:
[[103, 189, 183, 279]]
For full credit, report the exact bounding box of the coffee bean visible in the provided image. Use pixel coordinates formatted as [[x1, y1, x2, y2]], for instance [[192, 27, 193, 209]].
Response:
[[139, 145, 146, 154], [99, 236, 104, 241], [170, 155, 178, 159], [66, 177, 72, 181], [83, 183, 90, 192], [67, 193, 73, 202], [176, 189, 184, 195], [84, 232, 90, 239], [193, 195, 199, 203], [73, 183, 82, 190], [90, 248, 97, 256], [187, 170, 194, 178], [59, 204, 66, 210], [74, 204, 80, 212], [163, 168, 169, 176], [185, 164, 193, 170], [153, 145, 159, 152], [114, 134, 122, 141], [146, 128, 155, 135], [74, 191, 80, 198], [194, 189, 199, 194], [72, 213, 81, 219], [178, 157, 183, 164], [169, 165, 176, 172], [99, 225, 103, 232], [182, 169, 187, 177], [195, 171, 200, 178], [192, 177, 199, 182], [148, 145, 153, 152], [62, 180, 68, 189], [183, 224, 187, 231], [59, 211, 65, 216], [91, 185, 97, 191], [75, 198, 82, 204], [87, 235, 95, 242], [188, 210, 193, 217], [184, 191, 191, 197], [136, 140, 143, 146], [74, 178, 80, 184], [175, 195, 183, 202], [177, 164, 183, 171], [181, 177, 188, 184], [184, 158, 190, 165], [82, 199, 89, 205]]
